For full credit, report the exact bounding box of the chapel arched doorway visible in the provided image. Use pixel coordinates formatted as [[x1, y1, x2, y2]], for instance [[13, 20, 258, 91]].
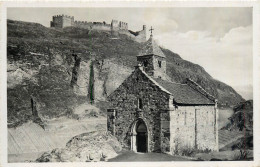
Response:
[[131, 119, 148, 153]]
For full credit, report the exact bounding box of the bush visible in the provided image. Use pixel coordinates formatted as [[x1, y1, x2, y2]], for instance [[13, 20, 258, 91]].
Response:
[[179, 147, 195, 156], [174, 146, 211, 157], [232, 150, 251, 160]]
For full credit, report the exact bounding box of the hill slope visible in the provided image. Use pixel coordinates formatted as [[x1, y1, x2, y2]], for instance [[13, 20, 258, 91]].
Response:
[[7, 20, 244, 126]]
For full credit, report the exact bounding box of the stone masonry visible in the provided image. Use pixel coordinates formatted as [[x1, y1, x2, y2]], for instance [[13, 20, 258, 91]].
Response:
[[108, 67, 170, 152]]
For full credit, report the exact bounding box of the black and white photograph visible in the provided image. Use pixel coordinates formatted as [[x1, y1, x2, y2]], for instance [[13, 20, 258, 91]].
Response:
[[1, 1, 259, 166]]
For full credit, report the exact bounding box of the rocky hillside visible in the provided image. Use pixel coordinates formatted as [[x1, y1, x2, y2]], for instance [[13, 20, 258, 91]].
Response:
[[222, 100, 253, 132], [221, 100, 253, 152], [7, 20, 244, 127]]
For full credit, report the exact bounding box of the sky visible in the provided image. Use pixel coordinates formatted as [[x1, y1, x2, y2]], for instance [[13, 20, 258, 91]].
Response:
[[7, 7, 253, 99]]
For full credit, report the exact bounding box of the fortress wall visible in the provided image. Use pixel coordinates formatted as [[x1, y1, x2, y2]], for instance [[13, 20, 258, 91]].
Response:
[[111, 20, 128, 31], [50, 15, 146, 43], [51, 15, 74, 28], [51, 16, 63, 28], [118, 29, 146, 43], [62, 17, 73, 28], [134, 28, 146, 43], [118, 30, 135, 37], [126, 25, 146, 43], [74, 21, 111, 31], [74, 21, 92, 29], [92, 23, 111, 31], [74, 21, 89, 25], [111, 20, 119, 27], [111, 20, 119, 31], [119, 21, 128, 30]]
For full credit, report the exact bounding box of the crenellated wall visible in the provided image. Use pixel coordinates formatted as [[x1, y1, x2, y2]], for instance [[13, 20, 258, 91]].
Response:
[[50, 15, 146, 43], [111, 20, 128, 30], [74, 21, 111, 31], [50, 15, 74, 28]]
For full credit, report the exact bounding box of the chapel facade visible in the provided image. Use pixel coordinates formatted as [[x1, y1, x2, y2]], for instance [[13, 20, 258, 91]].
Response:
[[107, 34, 219, 155]]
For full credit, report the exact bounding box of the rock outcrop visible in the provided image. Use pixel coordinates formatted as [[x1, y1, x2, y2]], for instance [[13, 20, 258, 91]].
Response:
[[221, 100, 253, 151], [222, 100, 253, 131], [36, 131, 122, 162]]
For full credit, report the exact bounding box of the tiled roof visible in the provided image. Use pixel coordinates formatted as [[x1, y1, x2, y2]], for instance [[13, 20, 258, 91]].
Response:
[[152, 77, 215, 105], [137, 36, 166, 58]]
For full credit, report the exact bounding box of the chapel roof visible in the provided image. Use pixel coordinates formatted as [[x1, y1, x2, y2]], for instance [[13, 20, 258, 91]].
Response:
[[136, 66, 215, 105], [151, 77, 215, 105], [137, 36, 166, 58]]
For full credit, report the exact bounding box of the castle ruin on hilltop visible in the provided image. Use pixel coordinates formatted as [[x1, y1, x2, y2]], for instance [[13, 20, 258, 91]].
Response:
[[50, 14, 146, 43]]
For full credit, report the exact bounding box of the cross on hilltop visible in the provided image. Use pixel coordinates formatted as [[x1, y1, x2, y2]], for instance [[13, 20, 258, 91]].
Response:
[[149, 26, 154, 37]]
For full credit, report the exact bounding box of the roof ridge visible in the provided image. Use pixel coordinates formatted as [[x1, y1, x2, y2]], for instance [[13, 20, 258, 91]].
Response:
[[151, 38, 155, 54], [156, 78, 215, 101], [186, 78, 216, 102], [151, 75, 215, 105], [155, 78, 188, 86], [138, 67, 172, 95]]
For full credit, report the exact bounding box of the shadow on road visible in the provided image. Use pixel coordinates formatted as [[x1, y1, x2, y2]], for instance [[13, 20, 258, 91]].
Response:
[[108, 150, 192, 162]]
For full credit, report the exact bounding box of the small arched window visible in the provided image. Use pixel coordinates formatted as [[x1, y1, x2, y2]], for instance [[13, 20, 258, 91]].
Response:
[[138, 98, 143, 109], [158, 61, 162, 68], [143, 60, 148, 67]]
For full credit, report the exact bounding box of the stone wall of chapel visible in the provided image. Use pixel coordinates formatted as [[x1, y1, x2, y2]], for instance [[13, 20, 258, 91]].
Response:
[[196, 106, 217, 151], [169, 105, 217, 154], [108, 69, 170, 152]]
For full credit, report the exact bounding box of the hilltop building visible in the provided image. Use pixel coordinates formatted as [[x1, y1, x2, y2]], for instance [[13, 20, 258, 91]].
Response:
[[50, 14, 146, 43], [107, 32, 219, 154]]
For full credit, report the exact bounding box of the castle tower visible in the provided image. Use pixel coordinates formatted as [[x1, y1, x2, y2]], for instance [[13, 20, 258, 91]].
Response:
[[50, 14, 74, 28], [137, 27, 166, 80]]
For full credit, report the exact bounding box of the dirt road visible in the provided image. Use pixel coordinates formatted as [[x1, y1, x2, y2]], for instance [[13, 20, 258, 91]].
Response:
[[108, 151, 192, 162]]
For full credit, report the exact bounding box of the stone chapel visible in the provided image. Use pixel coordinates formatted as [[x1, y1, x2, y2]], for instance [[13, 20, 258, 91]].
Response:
[[107, 33, 219, 155]]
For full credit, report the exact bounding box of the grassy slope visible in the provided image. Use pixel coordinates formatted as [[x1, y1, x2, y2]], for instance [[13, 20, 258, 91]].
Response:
[[7, 20, 244, 126]]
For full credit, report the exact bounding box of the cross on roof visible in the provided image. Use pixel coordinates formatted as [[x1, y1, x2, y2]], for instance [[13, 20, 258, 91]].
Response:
[[149, 26, 154, 37]]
